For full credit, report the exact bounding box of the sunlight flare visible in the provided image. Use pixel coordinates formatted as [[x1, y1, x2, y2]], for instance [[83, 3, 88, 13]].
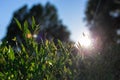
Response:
[[76, 31, 92, 48]]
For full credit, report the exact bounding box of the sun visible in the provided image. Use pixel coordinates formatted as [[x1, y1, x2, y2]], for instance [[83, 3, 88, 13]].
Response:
[[80, 34, 91, 48], [77, 31, 92, 48]]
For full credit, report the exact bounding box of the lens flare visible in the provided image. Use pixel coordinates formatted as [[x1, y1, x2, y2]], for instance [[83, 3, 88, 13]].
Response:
[[79, 34, 91, 48], [76, 31, 92, 48]]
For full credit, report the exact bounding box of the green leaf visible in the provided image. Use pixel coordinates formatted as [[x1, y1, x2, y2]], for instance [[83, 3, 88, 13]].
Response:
[[8, 46, 15, 61], [12, 37, 17, 41], [0, 72, 4, 77], [24, 20, 28, 28], [34, 24, 40, 34], [23, 21, 31, 36], [14, 18, 22, 30], [45, 40, 49, 46], [0, 54, 6, 64], [21, 44, 26, 53], [64, 66, 67, 73], [21, 58, 24, 65], [42, 65, 46, 70], [32, 16, 36, 30], [58, 39, 62, 46]]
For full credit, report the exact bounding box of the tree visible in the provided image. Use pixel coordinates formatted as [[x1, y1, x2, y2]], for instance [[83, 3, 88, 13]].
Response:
[[85, 0, 120, 50], [85, 0, 120, 79], [3, 2, 70, 46]]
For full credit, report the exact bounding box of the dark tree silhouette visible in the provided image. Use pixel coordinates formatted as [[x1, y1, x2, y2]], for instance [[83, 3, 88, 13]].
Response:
[[85, 0, 120, 80], [3, 2, 70, 46], [85, 0, 120, 49]]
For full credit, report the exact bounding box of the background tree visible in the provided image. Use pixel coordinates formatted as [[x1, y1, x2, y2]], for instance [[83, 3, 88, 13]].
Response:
[[85, 0, 120, 50], [84, 0, 120, 79], [3, 2, 70, 46]]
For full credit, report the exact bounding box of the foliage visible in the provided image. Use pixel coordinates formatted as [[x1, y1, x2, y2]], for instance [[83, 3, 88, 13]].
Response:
[[85, 0, 120, 48], [1, 18, 120, 80], [0, 19, 83, 80], [85, 1, 120, 80]]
